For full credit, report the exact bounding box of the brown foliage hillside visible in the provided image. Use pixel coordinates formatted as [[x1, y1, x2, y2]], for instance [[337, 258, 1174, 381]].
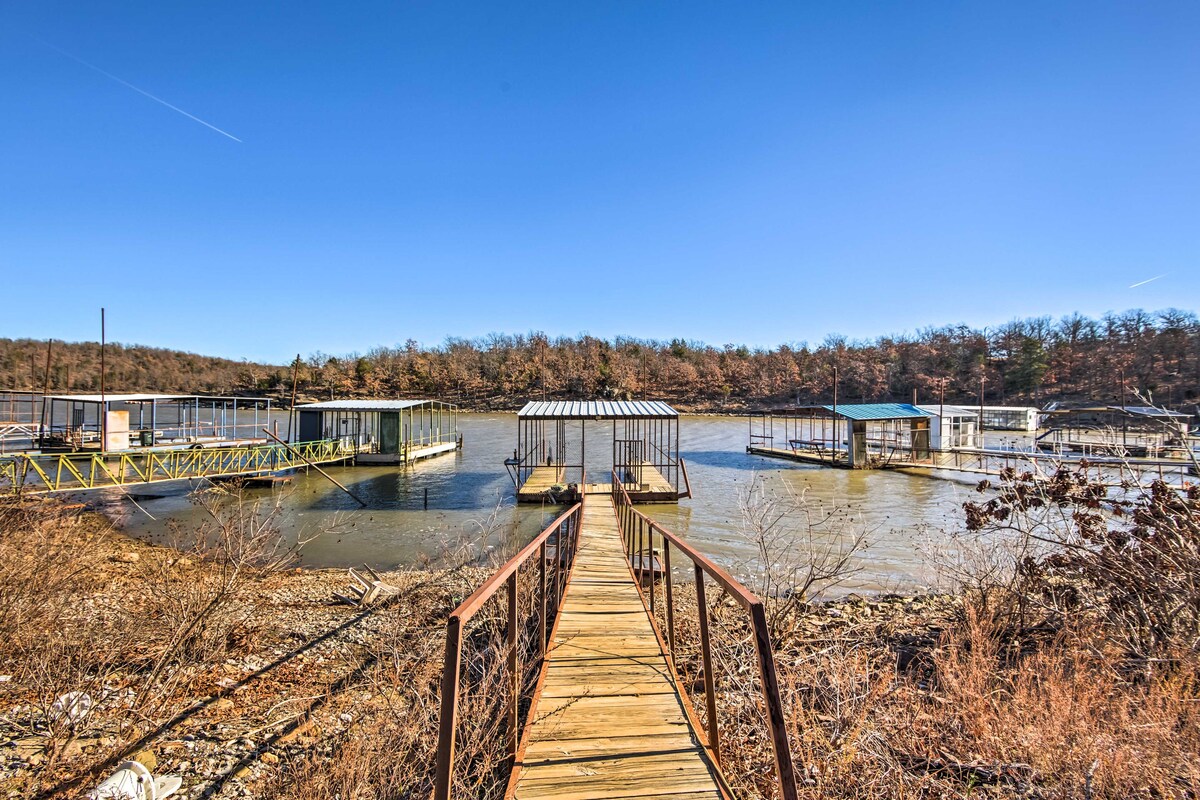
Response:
[[3, 307, 1198, 410], [0, 339, 285, 395]]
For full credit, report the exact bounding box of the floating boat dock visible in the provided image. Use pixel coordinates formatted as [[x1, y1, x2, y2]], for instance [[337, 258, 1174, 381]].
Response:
[[293, 399, 461, 465], [507, 400, 691, 504], [1, 396, 464, 495], [748, 403, 1197, 487], [0, 391, 275, 453]]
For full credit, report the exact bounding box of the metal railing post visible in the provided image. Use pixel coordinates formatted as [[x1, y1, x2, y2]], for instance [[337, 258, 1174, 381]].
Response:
[[507, 571, 519, 759], [648, 523, 656, 614], [664, 540, 675, 656], [750, 602, 799, 800], [638, 516, 645, 582], [694, 565, 721, 766], [432, 616, 463, 800], [539, 542, 548, 656]]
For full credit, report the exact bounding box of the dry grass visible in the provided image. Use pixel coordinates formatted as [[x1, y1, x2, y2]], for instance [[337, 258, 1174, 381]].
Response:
[[6, 478, 1198, 800], [0, 492, 497, 799], [692, 592, 1200, 799]]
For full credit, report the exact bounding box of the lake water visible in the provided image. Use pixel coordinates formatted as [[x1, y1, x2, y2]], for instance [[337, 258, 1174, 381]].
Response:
[[97, 414, 989, 596]]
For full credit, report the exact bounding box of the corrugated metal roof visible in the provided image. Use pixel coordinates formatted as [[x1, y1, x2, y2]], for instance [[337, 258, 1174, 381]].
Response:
[[916, 404, 978, 418], [296, 399, 454, 411], [45, 394, 194, 403], [821, 403, 931, 421], [1111, 405, 1191, 419], [518, 400, 678, 419]]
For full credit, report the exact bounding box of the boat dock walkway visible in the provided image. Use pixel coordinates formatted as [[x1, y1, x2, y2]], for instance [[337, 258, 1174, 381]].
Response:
[[749, 442, 1197, 486], [435, 482, 796, 800], [0, 439, 355, 495], [516, 462, 682, 504], [510, 491, 728, 799]]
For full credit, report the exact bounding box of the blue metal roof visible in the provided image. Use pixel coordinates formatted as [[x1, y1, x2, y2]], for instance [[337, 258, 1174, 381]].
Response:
[[821, 403, 931, 421]]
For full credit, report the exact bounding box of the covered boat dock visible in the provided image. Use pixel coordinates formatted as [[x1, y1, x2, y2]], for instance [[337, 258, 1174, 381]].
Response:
[[507, 400, 691, 503], [748, 403, 935, 469], [1037, 405, 1193, 458], [292, 399, 461, 465], [37, 393, 273, 452]]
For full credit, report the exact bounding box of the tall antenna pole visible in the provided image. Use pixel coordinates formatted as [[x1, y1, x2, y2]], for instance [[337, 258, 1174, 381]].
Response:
[[100, 308, 107, 452]]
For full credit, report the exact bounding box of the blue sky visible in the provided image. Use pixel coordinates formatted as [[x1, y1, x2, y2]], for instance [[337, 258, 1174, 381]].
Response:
[[1, 2, 1197, 363]]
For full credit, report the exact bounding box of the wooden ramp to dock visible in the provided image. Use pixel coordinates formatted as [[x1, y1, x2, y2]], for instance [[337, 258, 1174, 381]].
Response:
[[510, 493, 727, 799]]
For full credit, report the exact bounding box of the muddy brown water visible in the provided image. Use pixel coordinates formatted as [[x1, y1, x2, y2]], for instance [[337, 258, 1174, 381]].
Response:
[[97, 414, 990, 597]]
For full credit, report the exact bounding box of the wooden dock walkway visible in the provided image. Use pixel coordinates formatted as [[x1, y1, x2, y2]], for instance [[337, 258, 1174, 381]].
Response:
[[435, 482, 795, 800], [518, 462, 686, 504], [510, 492, 728, 799], [516, 465, 568, 502]]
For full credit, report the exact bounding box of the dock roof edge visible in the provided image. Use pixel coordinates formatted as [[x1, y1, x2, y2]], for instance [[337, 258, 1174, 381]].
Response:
[[295, 399, 456, 411], [517, 400, 678, 419]]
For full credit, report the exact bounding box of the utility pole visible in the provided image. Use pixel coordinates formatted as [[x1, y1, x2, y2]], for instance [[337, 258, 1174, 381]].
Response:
[[286, 354, 300, 442], [978, 373, 985, 449], [100, 308, 107, 453], [39, 340, 53, 448], [832, 364, 839, 453]]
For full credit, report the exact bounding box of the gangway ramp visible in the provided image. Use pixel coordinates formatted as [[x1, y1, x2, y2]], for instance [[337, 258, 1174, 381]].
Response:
[[513, 493, 725, 799], [433, 483, 797, 800], [0, 439, 354, 495]]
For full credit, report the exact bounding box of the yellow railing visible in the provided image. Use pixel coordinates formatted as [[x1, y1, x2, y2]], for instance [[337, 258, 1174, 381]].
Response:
[[0, 440, 351, 495]]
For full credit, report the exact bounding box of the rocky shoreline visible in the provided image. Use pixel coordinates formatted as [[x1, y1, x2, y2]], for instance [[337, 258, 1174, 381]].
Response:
[[0, 508, 963, 799]]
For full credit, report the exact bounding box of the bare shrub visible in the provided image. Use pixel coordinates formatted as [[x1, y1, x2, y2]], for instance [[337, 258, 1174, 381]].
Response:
[[133, 483, 319, 712], [737, 474, 870, 646], [0, 503, 142, 780], [0, 502, 108, 654], [269, 573, 460, 800], [966, 465, 1200, 670], [270, 566, 534, 800]]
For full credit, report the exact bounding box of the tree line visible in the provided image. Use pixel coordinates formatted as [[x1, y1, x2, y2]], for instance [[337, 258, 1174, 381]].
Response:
[[2, 308, 1198, 411]]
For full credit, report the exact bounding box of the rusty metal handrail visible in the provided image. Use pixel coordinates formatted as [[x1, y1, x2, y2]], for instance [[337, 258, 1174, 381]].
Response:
[[432, 496, 585, 800], [611, 473, 798, 800]]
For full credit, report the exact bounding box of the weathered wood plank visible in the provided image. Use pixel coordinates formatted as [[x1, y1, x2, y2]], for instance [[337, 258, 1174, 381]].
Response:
[[510, 495, 725, 800]]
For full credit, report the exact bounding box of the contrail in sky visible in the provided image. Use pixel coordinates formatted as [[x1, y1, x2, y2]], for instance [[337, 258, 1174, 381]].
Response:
[[1128, 274, 1168, 289], [28, 33, 242, 142]]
